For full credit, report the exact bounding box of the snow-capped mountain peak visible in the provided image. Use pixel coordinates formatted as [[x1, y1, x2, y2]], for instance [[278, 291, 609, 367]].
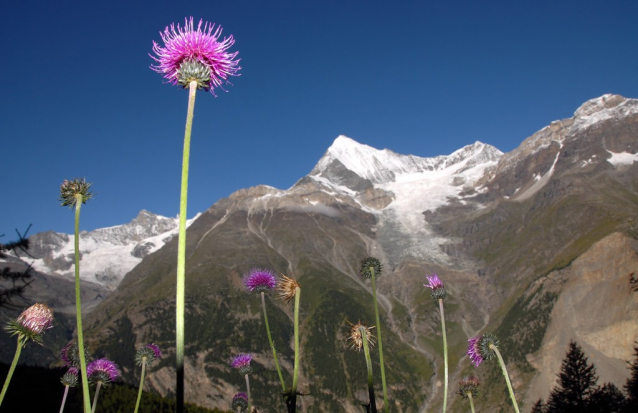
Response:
[[24, 210, 200, 290], [311, 135, 502, 187]]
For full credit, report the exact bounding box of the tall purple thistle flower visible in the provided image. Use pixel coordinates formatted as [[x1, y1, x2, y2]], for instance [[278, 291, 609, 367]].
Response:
[[150, 17, 241, 94], [424, 273, 447, 300], [135, 343, 162, 367], [231, 353, 253, 375], [87, 358, 119, 385], [244, 268, 277, 293]]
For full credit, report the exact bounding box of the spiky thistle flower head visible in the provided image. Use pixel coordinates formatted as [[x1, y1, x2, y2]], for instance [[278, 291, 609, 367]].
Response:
[[458, 375, 480, 399], [151, 17, 241, 94], [60, 341, 92, 368], [244, 268, 277, 293], [231, 353, 253, 375], [6, 303, 54, 345], [59, 178, 94, 209], [424, 273, 447, 300], [467, 333, 499, 367], [231, 392, 249, 412], [277, 273, 300, 303], [61, 367, 79, 387], [135, 343, 162, 367], [87, 358, 119, 386], [347, 321, 376, 352], [360, 257, 382, 279]]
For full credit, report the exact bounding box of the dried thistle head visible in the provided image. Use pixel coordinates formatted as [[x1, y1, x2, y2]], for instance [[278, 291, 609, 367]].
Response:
[[277, 273, 300, 303], [347, 321, 376, 352]]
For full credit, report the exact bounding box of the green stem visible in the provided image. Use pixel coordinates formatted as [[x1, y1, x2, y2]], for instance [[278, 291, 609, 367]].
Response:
[[288, 286, 301, 413], [74, 195, 91, 413], [361, 327, 377, 413], [176, 80, 198, 413], [468, 393, 475, 413], [370, 271, 388, 412], [261, 291, 286, 391], [0, 336, 24, 407], [91, 381, 102, 413], [59, 385, 70, 413], [490, 344, 520, 413], [134, 360, 147, 413], [245, 374, 252, 413], [439, 299, 448, 413]]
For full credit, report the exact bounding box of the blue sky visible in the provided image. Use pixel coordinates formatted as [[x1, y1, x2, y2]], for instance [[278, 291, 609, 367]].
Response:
[[2, 0, 637, 237]]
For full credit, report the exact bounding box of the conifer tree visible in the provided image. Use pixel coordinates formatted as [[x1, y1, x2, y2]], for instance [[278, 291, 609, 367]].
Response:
[[531, 398, 546, 413], [588, 382, 626, 413], [546, 341, 599, 412], [0, 226, 33, 307], [624, 342, 638, 412]]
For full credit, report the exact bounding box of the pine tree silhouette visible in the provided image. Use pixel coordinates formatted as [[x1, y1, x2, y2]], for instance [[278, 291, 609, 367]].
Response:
[[588, 382, 626, 413], [546, 341, 599, 412], [624, 342, 638, 412], [0, 225, 34, 307], [531, 398, 546, 413]]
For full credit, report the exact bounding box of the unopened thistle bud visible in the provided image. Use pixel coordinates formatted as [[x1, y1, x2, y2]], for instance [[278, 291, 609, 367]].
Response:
[[458, 376, 480, 398], [61, 368, 79, 388], [360, 257, 382, 279], [6, 303, 54, 345], [231, 392, 248, 412], [59, 178, 94, 208]]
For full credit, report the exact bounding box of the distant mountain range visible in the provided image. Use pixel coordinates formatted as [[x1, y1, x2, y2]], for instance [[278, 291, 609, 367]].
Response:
[[2, 94, 637, 412]]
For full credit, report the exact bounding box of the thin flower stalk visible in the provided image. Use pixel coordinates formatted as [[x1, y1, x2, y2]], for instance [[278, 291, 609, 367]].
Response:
[[348, 322, 377, 413], [174, 80, 197, 411], [74, 193, 92, 412], [60, 179, 93, 413], [0, 336, 24, 406], [87, 358, 118, 413], [261, 291, 286, 390], [290, 284, 301, 412], [361, 258, 388, 412], [134, 344, 161, 413], [278, 274, 301, 412], [151, 18, 240, 411], [59, 368, 79, 413], [458, 376, 480, 413], [491, 344, 520, 413], [467, 334, 519, 413], [245, 268, 286, 390], [231, 354, 253, 413], [0, 303, 54, 407], [425, 273, 448, 412]]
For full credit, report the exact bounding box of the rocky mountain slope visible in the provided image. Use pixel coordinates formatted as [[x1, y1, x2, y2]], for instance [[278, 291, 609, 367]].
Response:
[[4, 94, 637, 412]]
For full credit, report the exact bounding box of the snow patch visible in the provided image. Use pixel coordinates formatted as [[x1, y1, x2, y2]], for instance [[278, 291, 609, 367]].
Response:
[[606, 150, 638, 166]]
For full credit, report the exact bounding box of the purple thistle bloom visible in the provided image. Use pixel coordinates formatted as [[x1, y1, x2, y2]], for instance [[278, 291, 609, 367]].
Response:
[[61, 367, 79, 387], [87, 358, 119, 385], [146, 343, 161, 359], [467, 334, 499, 367], [244, 268, 277, 293], [424, 273, 447, 300], [467, 336, 483, 367], [231, 353, 253, 375], [151, 17, 241, 95]]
